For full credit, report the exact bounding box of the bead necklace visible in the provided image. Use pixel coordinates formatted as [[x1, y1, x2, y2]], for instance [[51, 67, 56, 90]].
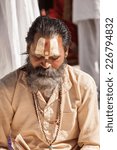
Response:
[[32, 84, 62, 150]]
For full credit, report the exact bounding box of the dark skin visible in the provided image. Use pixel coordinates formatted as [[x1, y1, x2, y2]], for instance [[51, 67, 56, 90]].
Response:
[[28, 33, 68, 69]]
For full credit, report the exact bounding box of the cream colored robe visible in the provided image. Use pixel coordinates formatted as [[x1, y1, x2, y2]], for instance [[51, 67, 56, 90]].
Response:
[[0, 65, 99, 150]]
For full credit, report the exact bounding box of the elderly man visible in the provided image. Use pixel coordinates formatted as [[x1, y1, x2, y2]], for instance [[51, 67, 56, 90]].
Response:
[[0, 16, 99, 150]]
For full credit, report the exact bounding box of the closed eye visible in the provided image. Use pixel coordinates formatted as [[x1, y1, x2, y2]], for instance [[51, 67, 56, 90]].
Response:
[[31, 54, 44, 60], [50, 56, 60, 60]]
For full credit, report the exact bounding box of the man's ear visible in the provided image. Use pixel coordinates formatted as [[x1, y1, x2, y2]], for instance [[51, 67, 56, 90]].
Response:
[[65, 50, 68, 58], [65, 46, 69, 58]]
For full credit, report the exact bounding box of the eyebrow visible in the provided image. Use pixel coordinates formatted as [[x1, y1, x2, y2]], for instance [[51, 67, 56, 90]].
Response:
[[32, 53, 60, 59]]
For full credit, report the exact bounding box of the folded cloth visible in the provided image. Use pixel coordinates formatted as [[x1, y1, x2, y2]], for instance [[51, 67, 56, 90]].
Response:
[[10, 134, 31, 150]]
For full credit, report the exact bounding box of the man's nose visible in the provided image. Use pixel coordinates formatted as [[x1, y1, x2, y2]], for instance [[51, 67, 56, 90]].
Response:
[[40, 59, 51, 69]]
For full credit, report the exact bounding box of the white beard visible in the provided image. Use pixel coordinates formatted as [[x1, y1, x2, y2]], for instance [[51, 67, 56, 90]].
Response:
[[26, 58, 66, 101], [30, 76, 61, 101]]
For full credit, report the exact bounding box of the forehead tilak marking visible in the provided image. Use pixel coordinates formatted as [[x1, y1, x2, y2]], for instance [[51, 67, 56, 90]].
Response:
[[44, 39, 50, 58], [35, 38, 45, 55], [35, 37, 50, 57], [50, 37, 60, 56], [34, 36, 60, 57]]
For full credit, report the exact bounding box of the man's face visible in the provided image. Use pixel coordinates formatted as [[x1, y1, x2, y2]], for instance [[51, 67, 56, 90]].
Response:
[[26, 33, 67, 98], [29, 33, 66, 69]]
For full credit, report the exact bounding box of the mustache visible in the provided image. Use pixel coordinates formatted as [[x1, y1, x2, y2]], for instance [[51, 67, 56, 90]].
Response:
[[25, 57, 66, 78], [29, 66, 62, 78]]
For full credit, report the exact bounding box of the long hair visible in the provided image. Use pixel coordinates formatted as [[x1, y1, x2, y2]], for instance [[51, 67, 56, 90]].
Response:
[[26, 16, 71, 53]]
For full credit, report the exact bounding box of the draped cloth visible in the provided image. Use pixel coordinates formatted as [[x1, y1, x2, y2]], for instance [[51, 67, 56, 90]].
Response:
[[0, 0, 40, 78]]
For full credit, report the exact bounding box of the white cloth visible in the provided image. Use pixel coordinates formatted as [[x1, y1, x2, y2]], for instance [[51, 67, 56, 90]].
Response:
[[0, 0, 40, 78], [72, 0, 100, 22], [78, 19, 100, 90], [72, 0, 100, 95]]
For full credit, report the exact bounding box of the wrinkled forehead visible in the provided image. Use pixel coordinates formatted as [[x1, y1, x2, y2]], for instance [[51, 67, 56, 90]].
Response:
[[31, 34, 62, 57]]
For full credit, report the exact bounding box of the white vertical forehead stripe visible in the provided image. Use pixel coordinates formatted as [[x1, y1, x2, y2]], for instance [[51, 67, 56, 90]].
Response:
[[50, 37, 60, 56], [35, 37, 60, 56], [35, 38, 45, 55]]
